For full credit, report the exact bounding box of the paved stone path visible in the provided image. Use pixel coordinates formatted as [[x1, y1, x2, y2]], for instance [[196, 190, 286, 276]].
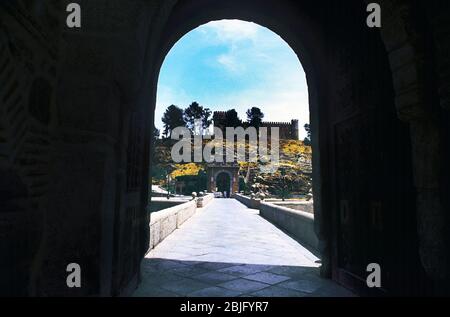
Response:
[[133, 199, 354, 297]]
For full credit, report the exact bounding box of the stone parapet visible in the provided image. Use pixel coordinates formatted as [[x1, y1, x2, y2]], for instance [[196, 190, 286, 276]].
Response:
[[234, 194, 261, 209], [149, 200, 197, 251], [259, 202, 318, 253], [148, 194, 215, 252], [197, 193, 214, 208]]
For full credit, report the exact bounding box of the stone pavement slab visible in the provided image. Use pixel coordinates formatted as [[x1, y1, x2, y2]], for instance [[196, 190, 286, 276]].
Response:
[[133, 199, 354, 297]]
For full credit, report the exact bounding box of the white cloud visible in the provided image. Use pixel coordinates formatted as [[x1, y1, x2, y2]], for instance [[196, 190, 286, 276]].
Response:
[[204, 20, 261, 74], [217, 53, 244, 73], [156, 20, 310, 140], [204, 20, 259, 43]]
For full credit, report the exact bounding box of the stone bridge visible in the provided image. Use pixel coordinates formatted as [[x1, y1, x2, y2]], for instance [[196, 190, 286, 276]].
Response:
[[134, 199, 353, 297]]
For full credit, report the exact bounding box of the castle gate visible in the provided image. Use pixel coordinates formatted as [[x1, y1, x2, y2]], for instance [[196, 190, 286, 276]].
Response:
[[207, 163, 240, 196]]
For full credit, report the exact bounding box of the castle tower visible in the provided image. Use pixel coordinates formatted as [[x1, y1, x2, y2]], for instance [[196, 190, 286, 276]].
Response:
[[291, 119, 299, 140]]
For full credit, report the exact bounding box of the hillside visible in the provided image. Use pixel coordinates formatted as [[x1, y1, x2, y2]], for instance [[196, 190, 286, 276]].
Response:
[[151, 138, 312, 197]]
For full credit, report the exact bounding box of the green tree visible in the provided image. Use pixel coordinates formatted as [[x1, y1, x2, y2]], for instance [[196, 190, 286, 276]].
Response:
[[224, 109, 242, 128], [183, 102, 212, 133], [150, 125, 160, 169], [153, 126, 160, 142], [162, 105, 185, 138], [246, 107, 264, 129], [274, 168, 291, 201]]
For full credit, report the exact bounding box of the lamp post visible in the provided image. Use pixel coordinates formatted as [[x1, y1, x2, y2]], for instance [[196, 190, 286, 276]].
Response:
[[166, 172, 171, 200]]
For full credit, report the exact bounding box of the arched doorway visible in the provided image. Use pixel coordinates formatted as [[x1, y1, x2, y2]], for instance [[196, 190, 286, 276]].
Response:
[[215, 172, 231, 197], [206, 164, 240, 196], [145, 0, 425, 296]]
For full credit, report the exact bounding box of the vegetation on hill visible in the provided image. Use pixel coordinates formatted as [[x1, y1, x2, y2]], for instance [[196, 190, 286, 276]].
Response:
[[151, 138, 312, 198], [154, 103, 312, 198]]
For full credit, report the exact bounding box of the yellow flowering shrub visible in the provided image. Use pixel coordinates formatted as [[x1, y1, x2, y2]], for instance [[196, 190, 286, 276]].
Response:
[[281, 140, 312, 156], [171, 163, 203, 178]]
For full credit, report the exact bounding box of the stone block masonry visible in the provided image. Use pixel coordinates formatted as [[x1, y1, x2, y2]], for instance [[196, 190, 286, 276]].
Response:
[[149, 194, 214, 251], [259, 202, 318, 253], [235, 194, 318, 253]]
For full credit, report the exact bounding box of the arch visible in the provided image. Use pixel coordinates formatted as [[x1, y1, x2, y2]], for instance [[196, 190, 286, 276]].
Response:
[[206, 164, 240, 196], [215, 171, 232, 197], [214, 170, 233, 181], [140, 0, 424, 295], [148, 0, 332, 277]]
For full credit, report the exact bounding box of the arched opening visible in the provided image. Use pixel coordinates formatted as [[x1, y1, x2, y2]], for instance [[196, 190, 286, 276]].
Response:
[[135, 0, 424, 296], [137, 18, 334, 297], [141, 1, 335, 296], [4, 0, 448, 298], [215, 172, 231, 198], [153, 19, 311, 201]]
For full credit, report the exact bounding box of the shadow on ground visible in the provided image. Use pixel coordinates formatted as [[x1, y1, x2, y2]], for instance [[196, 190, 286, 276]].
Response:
[[133, 258, 354, 297]]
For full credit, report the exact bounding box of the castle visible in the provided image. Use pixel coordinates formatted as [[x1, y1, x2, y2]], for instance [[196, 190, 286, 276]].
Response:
[[212, 111, 299, 140]]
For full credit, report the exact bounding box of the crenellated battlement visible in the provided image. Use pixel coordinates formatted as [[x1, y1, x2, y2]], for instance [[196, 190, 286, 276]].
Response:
[[212, 111, 300, 140], [262, 121, 292, 126], [213, 111, 227, 117]]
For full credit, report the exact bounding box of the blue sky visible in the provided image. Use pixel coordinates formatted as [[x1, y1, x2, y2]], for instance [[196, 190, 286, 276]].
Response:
[[156, 20, 309, 139]]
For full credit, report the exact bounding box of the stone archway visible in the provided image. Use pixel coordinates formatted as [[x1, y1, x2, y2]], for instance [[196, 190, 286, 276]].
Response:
[[144, 0, 449, 296], [150, 0, 406, 295], [206, 164, 240, 196], [1, 0, 449, 296], [215, 172, 231, 197]]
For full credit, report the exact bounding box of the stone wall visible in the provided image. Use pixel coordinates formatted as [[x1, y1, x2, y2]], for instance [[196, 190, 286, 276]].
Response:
[[271, 201, 314, 214], [149, 199, 187, 213], [234, 194, 317, 252], [213, 111, 299, 140], [148, 200, 196, 251], [149, 194, 214, 251], [197, 194, 214, 208], [260, 202, 318, 253], [234, 194, 261, 209]]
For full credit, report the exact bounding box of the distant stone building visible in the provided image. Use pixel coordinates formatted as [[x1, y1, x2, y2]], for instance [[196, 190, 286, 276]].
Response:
[[212, 111, 299, 140], [206, 162, 240, 196]]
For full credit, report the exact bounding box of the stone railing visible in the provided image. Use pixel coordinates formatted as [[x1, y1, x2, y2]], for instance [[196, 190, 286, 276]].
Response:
[[234, 193, 261, 209], [270, 201, 314, 214], [148, 194, 214, 252], [149, 198, 188, 213], [235, 194, 317, 252], [149, 199, 197, 251], [197, 193, 214, 207], [259, 201, 318, 252]]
